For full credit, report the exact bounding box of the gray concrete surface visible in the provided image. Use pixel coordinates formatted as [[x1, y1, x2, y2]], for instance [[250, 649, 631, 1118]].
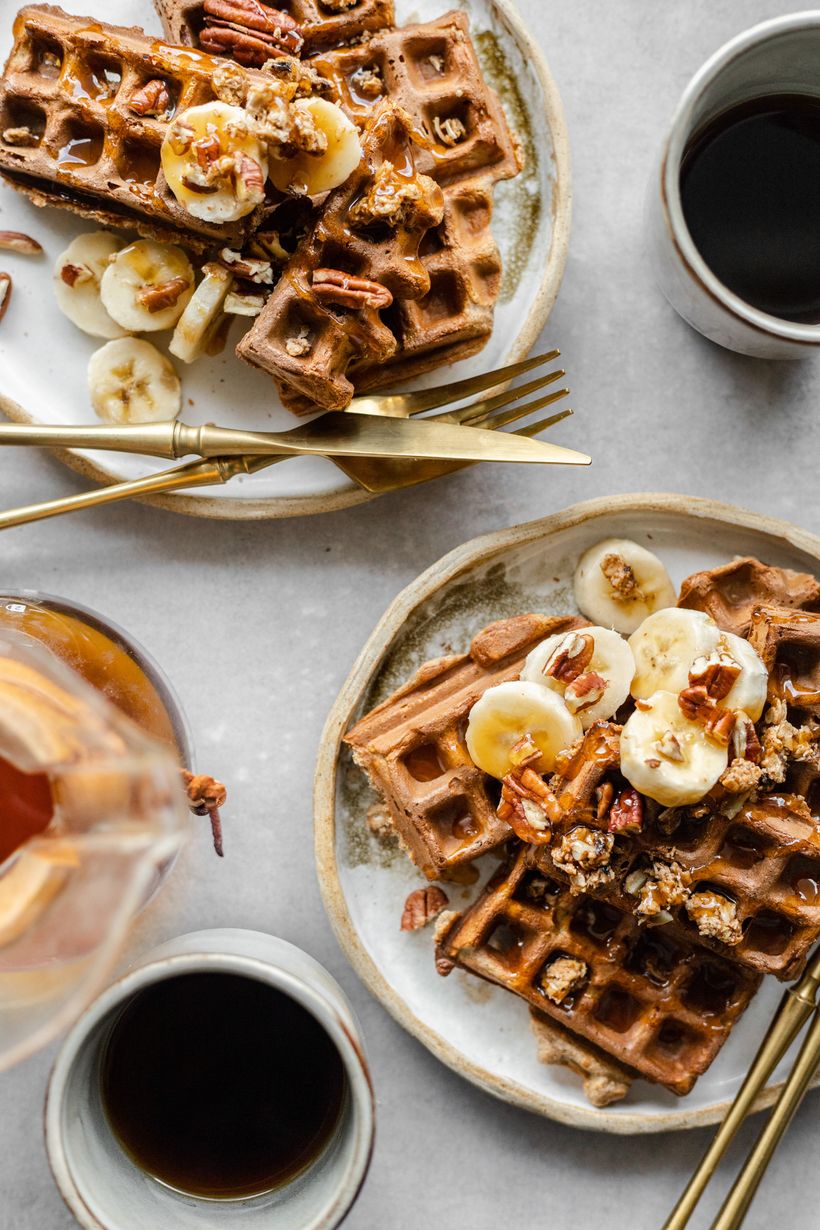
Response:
[[1, 2, 820, 1228]]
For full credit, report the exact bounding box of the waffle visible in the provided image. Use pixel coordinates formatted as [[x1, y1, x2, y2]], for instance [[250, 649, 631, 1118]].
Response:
[[437, 844, 761, 1095], [236, 101, 448, 408], [678, 557, 820, 638], [344, 613, 587, 880], [153, 0, 396, 61], [313, 11, 522, 397], [0, 5, 316, 250], [749, 605, 820, 716], [533, 722, 820, 980]]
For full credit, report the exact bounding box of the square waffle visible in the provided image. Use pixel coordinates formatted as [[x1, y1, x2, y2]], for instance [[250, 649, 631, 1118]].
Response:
[[436, 844, 761, 1095], [344, 614, 587, 880], [749, 605, 820, 716], [678, 557, 820, 638], [236, 101, 446, 409], [0, 5, 308, 250], [153, 0, 396, 61], [534, 721, 820, 980]]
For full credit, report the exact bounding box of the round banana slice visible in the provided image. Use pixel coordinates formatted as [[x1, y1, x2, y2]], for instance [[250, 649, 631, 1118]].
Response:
[[100, 240, 195, 333], [466, 681, 582, 781], [717, 631, 768, 720], [88, 338, 181, 423], [53, 230, 128, 339], [520, 626, 635, 729], [574, 538, 677, 634], [621, 690, 729, 806], [161, 102, 269, 223], [629, 608, 720, 700], [268, 98, 362, 196]]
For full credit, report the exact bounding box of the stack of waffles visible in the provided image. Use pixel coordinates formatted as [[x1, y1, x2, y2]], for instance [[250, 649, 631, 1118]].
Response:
[[345, 556, 820, 1103], [0, 4, 521, 409]]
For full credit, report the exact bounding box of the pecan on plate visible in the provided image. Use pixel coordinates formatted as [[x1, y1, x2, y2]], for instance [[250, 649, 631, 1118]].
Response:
[[497, 767, 559, 844], [130, 79, 171, 117], [0, 230, 42, 255], [312, 268, 393, 310], [401, 886, 449, 932], [542, 632, 594, 685], [0, 273, 11, 324]]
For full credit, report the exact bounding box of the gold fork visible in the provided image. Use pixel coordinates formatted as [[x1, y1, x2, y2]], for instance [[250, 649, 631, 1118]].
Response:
[[0, 351, 578, 529]]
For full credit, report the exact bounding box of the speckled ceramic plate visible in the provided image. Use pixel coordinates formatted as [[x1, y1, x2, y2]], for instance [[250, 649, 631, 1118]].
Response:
[[315, 494, 820, 1133], [0, 0, 570, 520]]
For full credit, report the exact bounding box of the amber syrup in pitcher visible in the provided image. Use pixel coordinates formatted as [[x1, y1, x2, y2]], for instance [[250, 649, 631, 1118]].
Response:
[[680, 94, 820, 321], [100, 972, 348, 1200], [0, 757, 54, 865]]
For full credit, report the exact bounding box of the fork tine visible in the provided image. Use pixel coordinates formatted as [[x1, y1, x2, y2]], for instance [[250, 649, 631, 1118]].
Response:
[[475, 386, 571, 432], [514, 407, 575, 439], [444, 368, 565, 425], [349, 349, 561, 417]]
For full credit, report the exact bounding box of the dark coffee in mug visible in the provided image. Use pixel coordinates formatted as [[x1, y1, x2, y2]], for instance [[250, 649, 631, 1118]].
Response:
[[680, 94, 820, 322], [100, 972, 347, 1200]]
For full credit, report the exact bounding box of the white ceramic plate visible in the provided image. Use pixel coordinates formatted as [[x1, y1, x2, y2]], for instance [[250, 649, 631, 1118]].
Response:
[[315, 494, 820, 1133], [0, 0, 570, 519]]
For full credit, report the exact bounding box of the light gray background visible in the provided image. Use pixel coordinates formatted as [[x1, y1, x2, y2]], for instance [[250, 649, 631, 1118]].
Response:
[[1, 1, 820, 1227]]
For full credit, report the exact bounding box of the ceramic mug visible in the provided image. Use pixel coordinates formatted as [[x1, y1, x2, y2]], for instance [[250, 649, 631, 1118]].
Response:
[[45, 930, 375, 1230], [648, 11, 820, 357]]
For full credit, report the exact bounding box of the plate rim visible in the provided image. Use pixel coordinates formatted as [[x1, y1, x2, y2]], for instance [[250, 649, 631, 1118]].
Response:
[[313, 493, 820, 1134], [0, 0, 572, 521]]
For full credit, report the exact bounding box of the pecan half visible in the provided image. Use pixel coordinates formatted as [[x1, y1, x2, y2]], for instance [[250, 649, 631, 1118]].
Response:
[[137, 276, 191, 313], [543, 632, 595, 685], [0, 231, 42, 255], [497, 767, 560, 844], [130, 79, 171, 117], [678, 686, 735, 744], [312, 268, 393, 310], [401, 886, 449, 932], [201, 0, 304, 62], [689, 650, 742, 701], [608, 787, 644, 834], [0, 273, 11, 324]]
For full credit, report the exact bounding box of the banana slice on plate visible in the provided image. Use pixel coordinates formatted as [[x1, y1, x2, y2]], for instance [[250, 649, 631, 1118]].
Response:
[[169, 263, 234, 364], [621, 689, 729, 806], [161, 102, 269, 223], [629, 608, 720, 699], [268, 98, 362, 196], [100, 240, 195, 333], [574, 538, 677, 634], [88, 338, 181, 423], [520, 626, 635, 728], [466, 680, 582, 780], [53, 231, 128, 339]]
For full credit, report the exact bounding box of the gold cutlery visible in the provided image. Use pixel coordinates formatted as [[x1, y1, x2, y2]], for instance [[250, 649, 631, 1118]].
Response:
[[663, 945, 820, 1230], [0, 352, 581, 529]]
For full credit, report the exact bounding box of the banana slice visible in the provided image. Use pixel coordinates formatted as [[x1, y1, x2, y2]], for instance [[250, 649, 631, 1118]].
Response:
[[169, 263, 234, 364], [161, 102, 269, 223], [520, 626, 635, 729], [715, 632, 768, 720], [621, 690, 729, 806], [88, 338, 181, 423], [53, 231, 128, 339], [466, 681, 582, 781], [268, 98, 362, 196], [629, 608, 720, 700], [100, 240, 194, 333], [574, 539, 677, 634]]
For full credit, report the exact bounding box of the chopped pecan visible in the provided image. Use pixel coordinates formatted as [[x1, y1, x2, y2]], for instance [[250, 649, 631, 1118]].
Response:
[[654, 730, 685, 762], [600, 552, 645, 602], [689, 650, 742, 701], [348, 162, 444, 230], [219, 247, 274, 284], [0, 230, 42, 255], [2, 126, 39, 146], [60, 262, 92, 288], [686, 890, 743, 946], [137, 276, 191, 313], [608, 787, 644, 834], [497, 767, 559, 844], [508, 733, 542, 768], [0, 273, 11, 324], [564, 670, 607, 715], [732, 712, 762, 764], [540, 955, 588, 1005], [225, 289, 266, 315], [401, 886, 449, 932], [543, 632, 595, 685], [678, 686, 735, 744], [130, 79, 171, 117], [236, 151, 266, 202], [312, 268, 393, 310], [595, 781, 615, 822]]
